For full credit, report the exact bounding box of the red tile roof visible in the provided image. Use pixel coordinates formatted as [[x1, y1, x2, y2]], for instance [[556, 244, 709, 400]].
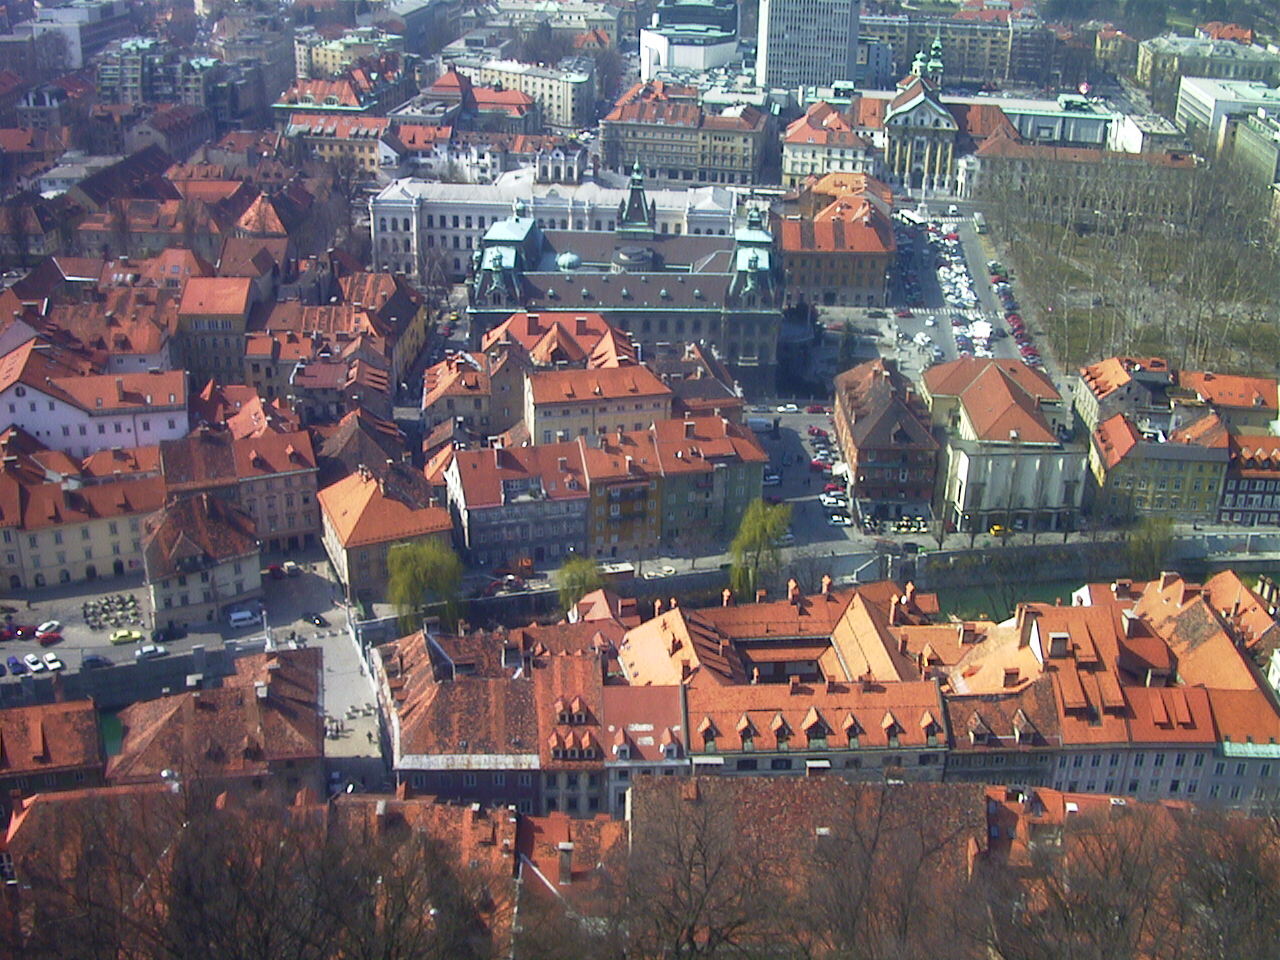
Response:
[[528, 365, 670, 405], [778, 195, 894, 255], [1178, 369, 1277, 413], [178, 276, 252, 317], [317, 466, 450, 548], [451, 441, 588, 509], [0, 700, 103, 776], [142, 492, 259, 578], [106, 649, 324, 784], [924, 358, 1061, 444]]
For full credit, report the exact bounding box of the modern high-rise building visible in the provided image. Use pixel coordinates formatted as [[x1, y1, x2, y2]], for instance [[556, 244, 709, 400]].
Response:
[[756, 0, 859, 89]]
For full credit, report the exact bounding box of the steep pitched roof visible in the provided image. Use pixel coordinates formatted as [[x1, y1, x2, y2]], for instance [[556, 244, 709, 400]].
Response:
[[317, 465, 450, 548], [0, 700, 104, 775]]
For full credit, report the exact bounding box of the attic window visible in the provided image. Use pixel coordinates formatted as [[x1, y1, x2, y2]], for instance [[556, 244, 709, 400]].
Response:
[[615, 743, 630, 760], [662, 743, 679, 760], [572, 711, 586, 724]]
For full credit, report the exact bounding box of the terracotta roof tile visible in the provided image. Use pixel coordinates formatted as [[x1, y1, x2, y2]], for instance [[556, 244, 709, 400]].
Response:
[[142, 493, 258, 579], [0, 700, 103, 776], [317, 465, 450, 548]]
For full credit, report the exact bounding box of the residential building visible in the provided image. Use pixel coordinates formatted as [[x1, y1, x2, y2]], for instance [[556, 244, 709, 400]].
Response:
[[370, 165, 735, 282], [601, 82, 770, 186], [756, 0, 858, 89], [859, 12, 1055, 86], [143, 492, 262, 630], [0, 429, 165, 588], [832, 358, 937, 521], [1106, 113, 1188, 155], [1088, 412, 1228, 523], [525, 366, 672, 445], [0, 342, 188, 458], [271, 53, 420, 127], [444, 55, 595, 133], [1175, 77, 1280, 147], [774, 174, 895, 307], [294, 25, 405, 80], [781, 101, 877, 187], [421, 349, 529, 437], [317, 463, 452, 601], [211, 14, 295, 101], [922, 358, 1085, 534], [1137, 35, 1280, 113], [647, 342, 745, 422], [445, 441, 589, 566], [285, 114, 390, 174], [106, 649, 324, 798], [159, 426, 320, 552], [648, 416, 767, 554], [1220, 432, 1280, 526], [466, 176, 784, 394], [0, 701, 105, 822], [639, 0, 739, 82], [175, 276, 255, 386], [1177, 368, 1278, 429]]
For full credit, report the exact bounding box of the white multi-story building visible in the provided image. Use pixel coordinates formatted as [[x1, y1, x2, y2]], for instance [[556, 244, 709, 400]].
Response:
[[370, 166, 737, 280], [0, 345, 188, 459], [1175, 76, 1280, 148], [756, 0, 859, 89], [445, 55, 595, 133]]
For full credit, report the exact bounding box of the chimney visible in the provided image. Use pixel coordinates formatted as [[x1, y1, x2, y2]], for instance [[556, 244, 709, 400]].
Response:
[[755, 588, 766, 603], [558, 456, 568, 472], [789, 674, 800, 693], [889, 595, 900, 626], [526, 313, 540, 336], [752, 666, 760, 684], [1015, 605, 1038, 648], [787, 578, 800, 603], [904, 581, 916, 606], [375, 798, 388, 833], [552, 839, 573, 885], [654, 598, 662, 618], [575, 315, 587, 336], [115, 377, 125, 401], [821, 574, 832, 596], [722, 588, 732, 607], [669, 596, 677, 609], [684, 421, 695, 438]]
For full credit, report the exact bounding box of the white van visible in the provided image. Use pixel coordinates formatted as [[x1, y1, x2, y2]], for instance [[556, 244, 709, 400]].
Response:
[[227, 609, 257, 629]]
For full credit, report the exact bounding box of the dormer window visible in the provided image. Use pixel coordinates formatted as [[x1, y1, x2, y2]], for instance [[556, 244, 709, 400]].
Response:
[[662, 743, 679, 760], [572, 712, 586, 724], [557, 711, 571, 724], [568, 748, 580, 759], [615, 744, 630, 760]]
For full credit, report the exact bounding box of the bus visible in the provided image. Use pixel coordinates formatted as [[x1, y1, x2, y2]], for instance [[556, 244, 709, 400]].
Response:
[[973, 211, 987, 234]]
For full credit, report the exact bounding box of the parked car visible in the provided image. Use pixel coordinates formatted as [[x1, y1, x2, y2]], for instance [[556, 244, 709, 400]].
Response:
[[809, 459, 831, 472], [110, 628, 144, 645], [82, 655, 113, 670], [823, 482, 844, 494], [135, 644, 169, 661], [6, 655, 23, 675], [23, 653, 44, 673], [763, 472, 781, 486], [36, 632, 61, 647], [267, 564, 285, 580], [36, 620, 60, 636], [283, 560, 301, 577], [776, 403, 799, 414], [42, 652, 63, 672], [827, 514, 853, 526], [805, 404, 826, 414]]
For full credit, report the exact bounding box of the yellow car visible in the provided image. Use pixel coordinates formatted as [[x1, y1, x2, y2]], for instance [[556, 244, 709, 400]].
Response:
[[110, 628, 143, 645], [988, 524, 1008, 537]]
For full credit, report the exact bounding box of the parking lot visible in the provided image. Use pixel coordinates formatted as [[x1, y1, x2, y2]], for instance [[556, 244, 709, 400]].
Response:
[[0, 552, 351, 682]]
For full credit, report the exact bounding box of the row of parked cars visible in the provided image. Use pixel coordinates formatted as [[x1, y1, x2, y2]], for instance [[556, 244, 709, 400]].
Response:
[[990, 261, 1042, 369]]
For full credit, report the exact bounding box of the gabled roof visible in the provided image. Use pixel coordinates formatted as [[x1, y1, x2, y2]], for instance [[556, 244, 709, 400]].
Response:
[[924, 358, 1060, 445], [528, 365, 670, 405], [835, 357, 937, 453], [106, 649, 324, 784], [317, 465, 450, 548], [451, 442, 587, 509], [161, 428, 315, 491], [1178, 369, 1277, 413], [178, 276, 253, 317], [0, 700, 103, 775], [143, 493, 258, 578]]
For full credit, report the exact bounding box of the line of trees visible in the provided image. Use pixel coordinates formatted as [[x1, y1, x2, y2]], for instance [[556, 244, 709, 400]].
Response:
[[10, 778, 1280, 959], [980, 153, 1280, 373]]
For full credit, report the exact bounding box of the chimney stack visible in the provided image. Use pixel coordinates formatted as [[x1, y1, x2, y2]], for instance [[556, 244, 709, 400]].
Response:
[[722, 588, 732, 607], [904, 581, 916, 606], [115, 377, 125, 400], [556, 841, 574, 885], [755, 588, 766, 603], [821, 574, 832, 596], [889, 595, 900, 626], [787, 578, 800, 603], [654, 598, 662, 619], [375, 799, 388, 833]]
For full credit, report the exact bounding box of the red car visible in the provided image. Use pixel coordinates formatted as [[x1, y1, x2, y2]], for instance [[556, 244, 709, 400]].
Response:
[[810, 459, 831, 472], [37, 633, 61, 647], [823, 482, 843, 493], [894, 309, 913, 318], [267, 564, 285, 580], [807, 425, 829, 438], [806, 404, 826, 414]]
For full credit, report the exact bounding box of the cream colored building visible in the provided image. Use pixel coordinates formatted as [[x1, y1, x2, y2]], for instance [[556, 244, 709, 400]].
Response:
[[294, 26, 405, 79], [524, 367, 673, 445], [0, 476, 166, 590], [450, 56, 596, 133]]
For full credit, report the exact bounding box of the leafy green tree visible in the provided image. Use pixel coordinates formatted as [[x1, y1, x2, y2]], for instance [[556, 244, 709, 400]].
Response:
[[729, 500, 792, 598], [387, 538, 463, 630], [557, 554, 604, 612], [1125, 515, 1174, 581]]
